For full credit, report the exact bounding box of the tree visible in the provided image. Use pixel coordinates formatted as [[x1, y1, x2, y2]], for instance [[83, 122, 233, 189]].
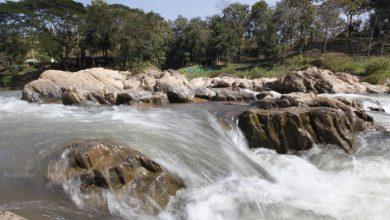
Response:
[[0, 0, 86, 70], [317, 0, 345, 53], [82, 0, 111, 66], [369, 0, 390, 54], [251, 1, 278, 62], [108, 5, 172, 70], [336, 0, 370, 49], [279, 0, 316, 55], [210, 15, 237, 63], [222, 3, 250, 62]]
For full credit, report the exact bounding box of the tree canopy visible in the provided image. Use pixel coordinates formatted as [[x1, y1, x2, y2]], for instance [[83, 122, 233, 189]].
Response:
[[0, 0, 389, 71]]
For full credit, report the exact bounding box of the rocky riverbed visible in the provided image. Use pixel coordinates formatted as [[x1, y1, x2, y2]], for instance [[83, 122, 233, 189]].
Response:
[[1, 67, 390, 219]]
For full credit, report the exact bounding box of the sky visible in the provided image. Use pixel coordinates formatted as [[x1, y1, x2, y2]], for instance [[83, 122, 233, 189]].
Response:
[[76, 0, 278, 20]]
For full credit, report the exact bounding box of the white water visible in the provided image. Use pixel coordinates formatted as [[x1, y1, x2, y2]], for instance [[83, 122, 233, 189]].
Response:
[[0, 91, 390, 220]]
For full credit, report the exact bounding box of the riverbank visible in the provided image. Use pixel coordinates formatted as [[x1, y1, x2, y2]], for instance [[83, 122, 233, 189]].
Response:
[[178, 54, 390, 86]]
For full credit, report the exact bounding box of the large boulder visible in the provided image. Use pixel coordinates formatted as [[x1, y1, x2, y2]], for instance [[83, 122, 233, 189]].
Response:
[[191, 74, 277, 91], [22, 68, 126, 103], [116, 89, 168, 105], [154, 70, 195, 103], [268, 67, 389, 94], [47, 139, 185, 214], [238, 106, 371, 154], [22, 68, 197, 105]]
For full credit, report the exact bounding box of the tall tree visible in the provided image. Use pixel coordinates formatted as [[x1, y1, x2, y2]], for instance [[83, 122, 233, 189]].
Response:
[[82, 0, 111, 66], [317, 0, 345, 53], [0, 0, 86, 70], [222, 3, 250, 62], [336, 0, 370, 49]]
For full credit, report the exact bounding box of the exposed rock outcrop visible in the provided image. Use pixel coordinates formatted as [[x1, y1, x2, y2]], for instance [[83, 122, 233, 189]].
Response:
[[47, 139, 184, 214], [22, 68, 195, 105], [267, 67, 389, 94], [0, 211, 27, 220], [21, 67, 387, 105], [239, 96, 374, 153], [189, 75, 277, 91]]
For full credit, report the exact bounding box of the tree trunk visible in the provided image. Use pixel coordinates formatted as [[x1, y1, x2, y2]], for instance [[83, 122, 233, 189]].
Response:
[[323, 37, 328, 54], [345, 13, 353, 52], [300, 42, 303, 56], [368, 16, 377, 57], [381, 37, 387, 55], [65, 47, 69, 71]]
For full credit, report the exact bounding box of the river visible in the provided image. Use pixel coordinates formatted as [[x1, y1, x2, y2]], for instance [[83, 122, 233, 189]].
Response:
[[0, 91, 390, 220]]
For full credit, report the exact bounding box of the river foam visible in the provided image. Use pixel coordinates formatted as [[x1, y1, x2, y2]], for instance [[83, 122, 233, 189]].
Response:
[[0, 91, 390, 220]]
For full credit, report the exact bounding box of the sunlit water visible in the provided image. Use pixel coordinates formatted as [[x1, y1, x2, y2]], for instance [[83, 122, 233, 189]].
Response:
[[0, 91, 390, 220]]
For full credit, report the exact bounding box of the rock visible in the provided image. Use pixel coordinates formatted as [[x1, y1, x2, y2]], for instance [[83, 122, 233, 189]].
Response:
[[368, 106, 385, 112], [192, 86, 216, 100], [211, 88, 244, 101], [251, 98, 291, 109], [116, 89, 168, 105], [241, 89, 258, 101], [190, 77, 212, 88], [154, 71, 195, 103], [48, 139, 184, 214], [0, 211, 27, 220], [232, 78, 253, 88], [238, 106, 371, 153], [256, 91, 282, 100], [62, 87, 83, 105], [22, 68, 195, 105], [268, 67, 389, 94], [22, 68, 126, 104], [251, 94, 374, 123], [211, 76, 236, 88]]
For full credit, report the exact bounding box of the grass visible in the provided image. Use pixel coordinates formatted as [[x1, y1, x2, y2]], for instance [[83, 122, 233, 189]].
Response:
[[1, 54, 389, 89], [307, 53, 390, 85], [178, 63, 302, 80], [177, 53, 390, 87]]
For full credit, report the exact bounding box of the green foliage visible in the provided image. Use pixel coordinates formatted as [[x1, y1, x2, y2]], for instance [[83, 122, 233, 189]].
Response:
[[364, 57, 390, 75], [310, 53, 357, 72], [0, 0, 389, 81], [129, 62, 160, 75]]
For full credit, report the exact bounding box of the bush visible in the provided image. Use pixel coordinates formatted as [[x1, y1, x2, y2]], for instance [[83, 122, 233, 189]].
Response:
[[285, 55, 313, 67], [364, 57, 390, 75]]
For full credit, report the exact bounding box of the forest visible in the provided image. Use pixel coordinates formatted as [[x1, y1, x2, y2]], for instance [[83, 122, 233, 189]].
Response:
[[0, 0, 389, 74]]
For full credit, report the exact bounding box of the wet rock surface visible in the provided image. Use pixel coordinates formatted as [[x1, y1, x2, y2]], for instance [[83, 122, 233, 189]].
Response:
[[47, 139, 185, 214], [238, 107, 371, 154], [239, 95, 374, 153]]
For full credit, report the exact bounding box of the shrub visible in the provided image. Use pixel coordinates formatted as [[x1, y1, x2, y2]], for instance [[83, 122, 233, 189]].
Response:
[[364, 57, 390, 75]]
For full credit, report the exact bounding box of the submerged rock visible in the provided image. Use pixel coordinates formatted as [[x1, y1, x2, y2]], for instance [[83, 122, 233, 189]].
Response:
[[48, 139, 184, 214], [268, 67, 389, 94], [0, 211, 27, 220]]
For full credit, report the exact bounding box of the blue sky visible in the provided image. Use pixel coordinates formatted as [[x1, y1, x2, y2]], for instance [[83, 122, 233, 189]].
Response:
[[76, 0, 278, 20]]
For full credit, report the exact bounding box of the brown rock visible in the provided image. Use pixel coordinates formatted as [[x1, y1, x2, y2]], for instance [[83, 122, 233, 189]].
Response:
[[238, 107, 372, 153], [48, 139, 185, 214]]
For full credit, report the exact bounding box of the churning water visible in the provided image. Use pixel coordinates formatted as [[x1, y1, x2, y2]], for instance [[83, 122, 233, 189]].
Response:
[[0, 91, 390, 220]]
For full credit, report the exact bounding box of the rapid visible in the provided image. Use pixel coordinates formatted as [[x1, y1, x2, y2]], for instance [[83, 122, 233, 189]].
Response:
[[0, 90, 390, 220]]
